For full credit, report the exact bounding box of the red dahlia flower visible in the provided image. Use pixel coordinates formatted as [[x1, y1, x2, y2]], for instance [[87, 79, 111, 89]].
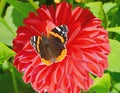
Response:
[[13, 2, 110, 93]]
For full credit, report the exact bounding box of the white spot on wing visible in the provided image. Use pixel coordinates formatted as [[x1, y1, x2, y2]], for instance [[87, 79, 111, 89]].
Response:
[[56, 27, 61, 32], [33, 36, 36, 42]]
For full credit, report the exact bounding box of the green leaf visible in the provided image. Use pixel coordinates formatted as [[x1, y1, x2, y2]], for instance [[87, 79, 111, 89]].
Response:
[[0, 17, 15, 46], [0, 42, 15, 63], [107, 27, 120, 41], [107, 27, 120, 34], [110, 9, 120, 27], [103, 1, 120, 27], [28, 0, 39, 9], [115, 0, 120, 8], [0, 70, 35, 93], [0, 72, 14, 93], [103, 2, 116, 14], [68, 0, 74, 4], [4, 6, 17, 32], [85, 2, 108, 28], [108, 27, 120, 42], [4, 5, 25, 28], [108, 71, 120, 93], [0, 0, 6, 16], [2, 61, 9, 71], [108, 39, 120, 72], [111, 82, 120, 93], [6, 0, 35, 17], [88, 74, 110, 93]]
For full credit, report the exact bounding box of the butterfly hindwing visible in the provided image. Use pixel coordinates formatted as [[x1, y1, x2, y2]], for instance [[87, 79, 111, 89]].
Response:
[[48, 37, 66, 59]]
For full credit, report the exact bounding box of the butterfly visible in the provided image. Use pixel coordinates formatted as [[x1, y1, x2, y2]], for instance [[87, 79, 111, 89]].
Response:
[[30, 25, 68, 65]]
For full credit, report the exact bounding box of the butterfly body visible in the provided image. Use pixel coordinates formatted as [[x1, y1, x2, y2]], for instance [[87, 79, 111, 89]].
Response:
[[31, 25, 68, 65]]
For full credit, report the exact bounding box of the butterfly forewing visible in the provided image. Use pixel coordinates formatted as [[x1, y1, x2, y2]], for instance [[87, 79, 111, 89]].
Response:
[[50, 25, 68, 43]]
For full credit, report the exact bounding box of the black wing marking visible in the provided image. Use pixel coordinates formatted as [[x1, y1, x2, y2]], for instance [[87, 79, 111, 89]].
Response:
[[31, 36, 41, 53], [51, 25, 68, 43]]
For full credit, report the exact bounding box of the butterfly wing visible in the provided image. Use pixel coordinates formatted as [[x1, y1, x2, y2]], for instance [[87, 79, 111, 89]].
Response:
[[31, 35, 53, 60], [48, 36, 67, 62], [31, 36, 41, 53], [50, 25, 68, 44], [48, 25, 68, 61], [31, 35, 54, 65]]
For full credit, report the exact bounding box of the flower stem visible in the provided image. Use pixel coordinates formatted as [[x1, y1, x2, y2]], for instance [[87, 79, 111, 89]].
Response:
[[28, 0, 38, 9], [10, 68, 18, 93], [0, 0, 6, 16]]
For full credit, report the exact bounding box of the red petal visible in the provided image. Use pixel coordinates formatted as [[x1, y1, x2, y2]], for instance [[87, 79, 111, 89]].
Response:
[[24, 18, 47, 35], [70, 7, 82, 23], [56, 2, 72, 25], [37, 7, 53, 21], [23, 65, 33, 83]]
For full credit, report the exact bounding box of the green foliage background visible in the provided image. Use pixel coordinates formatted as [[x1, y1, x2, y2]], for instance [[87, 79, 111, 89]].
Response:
[[0, 0, 120, 93]]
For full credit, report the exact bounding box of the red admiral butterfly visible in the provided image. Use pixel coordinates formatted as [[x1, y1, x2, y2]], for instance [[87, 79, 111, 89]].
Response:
[[30, 25, 68, 65]]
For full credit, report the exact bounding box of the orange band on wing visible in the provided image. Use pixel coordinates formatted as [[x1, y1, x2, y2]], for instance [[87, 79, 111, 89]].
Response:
[[36, 36, 41, 53], [48, 31, 64, 43], [41, 58, 52, 65], [56, 49, 67, 61]]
